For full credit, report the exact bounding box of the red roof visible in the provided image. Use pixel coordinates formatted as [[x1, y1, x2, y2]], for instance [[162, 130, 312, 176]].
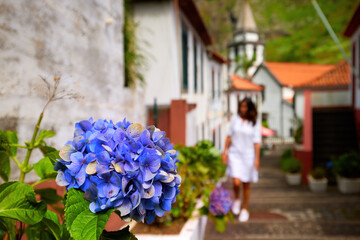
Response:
[[296, 60, 350, 89], [344, 3, 360, 37], [230, 74, 263, 91], [265, 62, 334, 87]]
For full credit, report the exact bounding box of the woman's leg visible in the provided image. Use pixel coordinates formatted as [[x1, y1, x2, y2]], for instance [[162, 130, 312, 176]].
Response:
[[232, 177, 241, 199], [242, 182, 251, 210]]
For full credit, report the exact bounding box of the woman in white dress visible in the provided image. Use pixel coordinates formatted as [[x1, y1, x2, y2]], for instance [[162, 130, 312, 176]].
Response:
[[222, 97, 261, 222]]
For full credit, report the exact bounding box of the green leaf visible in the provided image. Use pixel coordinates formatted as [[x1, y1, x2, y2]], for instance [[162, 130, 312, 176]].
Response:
[[198, 206, 209, 216], [0, 151, 10, 182], [35, 188, 62, 204], [5, 131, 18, 157], [45, 151, 60, 164], [0, 182, 47, 225], [35, 130, 56, 146], [100, 226, 138, 240], [42, 210, 61, 240], [71, 209, 113, 240], [65, 188, 113, 240], [33, 157, 56, 179], [61, 221, 71, 240], [0, 217, 16, 240], [39, 145, 58, 155]]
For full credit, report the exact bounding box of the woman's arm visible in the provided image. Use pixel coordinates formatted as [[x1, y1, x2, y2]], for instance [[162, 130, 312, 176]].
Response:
[[222, 136, 232, 164], [254, 143, 261, 170]]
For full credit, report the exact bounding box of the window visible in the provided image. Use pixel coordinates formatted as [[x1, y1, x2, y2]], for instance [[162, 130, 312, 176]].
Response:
[[181, 24, 188, 91], [193, 37, 198, 93], [211, 68, 215, 99]]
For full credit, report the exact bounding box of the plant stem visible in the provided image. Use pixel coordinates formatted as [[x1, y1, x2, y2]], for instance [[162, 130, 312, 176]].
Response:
[[19, 112, 44, 183], [31, 178, 53, 188], [9, 144, 29, 149], [11, 155, 22, 169]]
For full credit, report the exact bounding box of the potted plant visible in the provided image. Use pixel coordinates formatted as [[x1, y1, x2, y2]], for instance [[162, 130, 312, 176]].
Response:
[[333, 152, 360, 194], [281, 157, 302, 185], [307, 167, 327, 192], [199, 187, 234, 233]]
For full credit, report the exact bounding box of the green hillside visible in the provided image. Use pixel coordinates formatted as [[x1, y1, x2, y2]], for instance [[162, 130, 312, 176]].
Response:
[[195, 0, 359, 64]]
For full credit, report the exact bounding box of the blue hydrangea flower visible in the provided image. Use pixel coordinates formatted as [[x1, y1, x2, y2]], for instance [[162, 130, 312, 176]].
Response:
[[56, 118, 181, 223], [209, 187, 232, 216]]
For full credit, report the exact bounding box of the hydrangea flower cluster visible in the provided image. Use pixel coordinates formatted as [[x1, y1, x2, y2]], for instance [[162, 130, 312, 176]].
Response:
[[55, 118, 181, 223], [209, 187, 232, 217]]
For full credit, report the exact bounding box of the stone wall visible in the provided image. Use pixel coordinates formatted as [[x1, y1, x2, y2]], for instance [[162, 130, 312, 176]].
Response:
[[0, 0, 146, 181]]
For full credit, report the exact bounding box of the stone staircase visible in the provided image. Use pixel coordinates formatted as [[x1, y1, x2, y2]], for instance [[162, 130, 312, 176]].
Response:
[[204, 150, 360, 240]]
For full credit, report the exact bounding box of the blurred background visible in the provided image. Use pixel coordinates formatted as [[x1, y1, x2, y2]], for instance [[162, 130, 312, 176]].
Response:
[[0, 0, 360, 238]]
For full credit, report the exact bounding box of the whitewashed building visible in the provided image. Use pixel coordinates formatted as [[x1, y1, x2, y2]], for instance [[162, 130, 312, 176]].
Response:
[[133, 0, 228, 147]]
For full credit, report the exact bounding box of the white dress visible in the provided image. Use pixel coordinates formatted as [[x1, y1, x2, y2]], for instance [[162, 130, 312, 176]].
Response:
[[227, 115, 261, 183]]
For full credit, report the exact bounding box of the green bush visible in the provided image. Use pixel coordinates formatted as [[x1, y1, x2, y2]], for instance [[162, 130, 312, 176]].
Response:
[[281, 157, 301, 174], [310, 167, 326, 179], [279, 148, 293, 168], [333, 151, 360, 178], [170, 140, 226, 222]]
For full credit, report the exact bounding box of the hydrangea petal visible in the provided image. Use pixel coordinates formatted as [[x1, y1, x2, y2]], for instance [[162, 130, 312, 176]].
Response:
[[59, 144, 75, 162], [160, 198, 172, 212], [126, 123, 145, 138], [163, 186, 176, 200], [85, 161, 97, 175], [56, 170, 70, 186], [143, 185, 155, 199], [117, 198, 132, 216]]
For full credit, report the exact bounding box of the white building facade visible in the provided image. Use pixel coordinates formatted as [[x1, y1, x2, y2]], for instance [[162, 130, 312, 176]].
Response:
[[133, 0, 228, 147]]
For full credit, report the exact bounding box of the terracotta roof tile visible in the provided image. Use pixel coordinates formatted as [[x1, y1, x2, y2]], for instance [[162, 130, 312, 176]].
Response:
[[265, 62, 334, 87], [230, 74, 263, 91], [296, 60, 350, 89]]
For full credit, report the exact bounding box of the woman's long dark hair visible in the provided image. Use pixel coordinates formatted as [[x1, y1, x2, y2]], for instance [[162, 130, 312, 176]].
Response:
[[238, 97, 257, 126]]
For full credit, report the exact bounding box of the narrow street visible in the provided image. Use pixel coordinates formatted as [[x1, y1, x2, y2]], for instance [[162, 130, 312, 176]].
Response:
[[205, 145, 360, 240]]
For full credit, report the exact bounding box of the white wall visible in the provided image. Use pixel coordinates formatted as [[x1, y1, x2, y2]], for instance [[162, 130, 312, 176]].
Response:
[[283, 102, 294, 138], [295, 90, 304, 120], [133, 1, 180, 106], [252, 67, 282, 136], [0, 0, 147, 181], [311, 90, 351, 107]]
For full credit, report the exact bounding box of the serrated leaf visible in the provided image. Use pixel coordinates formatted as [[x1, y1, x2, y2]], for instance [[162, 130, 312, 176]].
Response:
[[71, 208, 113, 240], [100, 226, 138, 240], [0, 217, 15, 240], [0, 182, 47, 225], [5, 131, 18, 157], [33, 157, 56, 179], [65, 188, 114, 240], [35, 130, 56, 146], [0, 151, 10, 182], [42, 210, 61, 240], [65, 189, 89, 231], [35, 188, 62, 204]]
